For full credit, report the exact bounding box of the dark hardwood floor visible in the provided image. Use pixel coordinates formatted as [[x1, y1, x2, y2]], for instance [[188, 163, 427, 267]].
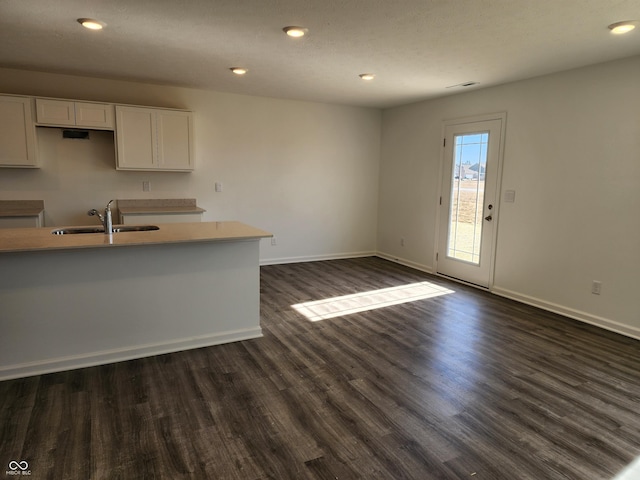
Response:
[[2, 257, 640, 479]]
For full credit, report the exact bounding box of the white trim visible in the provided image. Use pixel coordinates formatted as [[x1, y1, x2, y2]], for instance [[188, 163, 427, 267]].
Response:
[[261, 250, 376, 266], [0, 327, 263, 381], [492, 287, 640, 341], [379, 257, 639, 341], [442, 111, 508, 127], [262, 251, 434, 274], [375, 252, 433, 274], [435, 111, 507, 289], [261, 253, 640, 342], [435, 272, 489, 290]]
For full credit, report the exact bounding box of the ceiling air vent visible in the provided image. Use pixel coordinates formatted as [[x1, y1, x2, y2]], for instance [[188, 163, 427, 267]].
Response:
[[446, 81, 479, 89]]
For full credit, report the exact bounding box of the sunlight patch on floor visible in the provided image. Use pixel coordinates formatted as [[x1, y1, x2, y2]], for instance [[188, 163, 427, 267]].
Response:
[[613, 456, 640, 479], [292, 281, 455, 322]]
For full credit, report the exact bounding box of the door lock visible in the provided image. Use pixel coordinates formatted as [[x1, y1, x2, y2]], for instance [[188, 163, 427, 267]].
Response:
[[485, 204, 493, 221]]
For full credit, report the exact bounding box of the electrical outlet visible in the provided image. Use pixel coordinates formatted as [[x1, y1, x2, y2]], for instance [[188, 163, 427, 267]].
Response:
[[591, 280, 602, 295], [271, 236, 277, 246], [400, 237, 405, 247], [142, 181, 151, 192], [215, 182, 223, 192]]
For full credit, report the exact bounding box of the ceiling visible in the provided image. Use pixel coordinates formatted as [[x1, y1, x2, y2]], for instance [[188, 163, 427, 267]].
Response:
[[1, 0, 639, 108]]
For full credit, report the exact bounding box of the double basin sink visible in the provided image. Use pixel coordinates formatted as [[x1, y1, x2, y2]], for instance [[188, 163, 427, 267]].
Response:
[[51, 225, 159, 235]]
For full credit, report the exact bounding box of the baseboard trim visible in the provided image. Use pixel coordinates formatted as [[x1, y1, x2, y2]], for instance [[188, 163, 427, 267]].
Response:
[[375, 252, 433, 274], [261, 251, 376, 266], [0, 327, 263, 381], [264, 253, 638, 341], [492, 287, 640, 341]]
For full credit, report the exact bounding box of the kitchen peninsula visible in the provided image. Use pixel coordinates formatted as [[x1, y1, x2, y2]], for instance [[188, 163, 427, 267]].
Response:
[[0, 221, 272, 380]]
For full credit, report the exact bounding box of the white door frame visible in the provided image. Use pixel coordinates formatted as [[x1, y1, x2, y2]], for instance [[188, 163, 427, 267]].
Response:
[[434, 112, 507, 289]]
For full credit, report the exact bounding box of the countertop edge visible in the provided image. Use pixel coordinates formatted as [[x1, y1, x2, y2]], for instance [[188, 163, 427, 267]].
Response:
[[118, 206, 206, 214], [0, 209, 44, 217], [0, 221, 273, 254]]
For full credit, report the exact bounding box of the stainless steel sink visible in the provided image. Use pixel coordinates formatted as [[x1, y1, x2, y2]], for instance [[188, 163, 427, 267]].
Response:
[[51, 227, 105, 235], [51, 225, 159, 235], [113, 225, 159, 233]]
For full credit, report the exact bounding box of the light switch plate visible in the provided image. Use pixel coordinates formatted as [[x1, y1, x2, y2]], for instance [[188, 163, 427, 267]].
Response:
[[504, 190, 516, 203]]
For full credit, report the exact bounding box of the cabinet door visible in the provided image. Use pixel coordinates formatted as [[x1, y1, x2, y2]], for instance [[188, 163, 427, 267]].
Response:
[[156, 110, 194, 171], [75, 102, 115, 130], [36, 99, 75, 126], [0, 96, 38, 168], [115, 106, 157, 170]]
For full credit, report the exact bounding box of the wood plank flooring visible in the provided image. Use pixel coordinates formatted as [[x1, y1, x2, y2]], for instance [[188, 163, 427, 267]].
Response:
[[1, 257, 639, 479]]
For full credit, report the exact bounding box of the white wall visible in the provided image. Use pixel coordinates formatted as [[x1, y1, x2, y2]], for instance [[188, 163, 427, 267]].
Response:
[[0, 68, 381, 263], [2, 57, 639, 339], [378, 55, 640, 337]]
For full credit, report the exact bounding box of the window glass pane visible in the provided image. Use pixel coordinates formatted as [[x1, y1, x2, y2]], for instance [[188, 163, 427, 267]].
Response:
[[447, 132, 489, 264]]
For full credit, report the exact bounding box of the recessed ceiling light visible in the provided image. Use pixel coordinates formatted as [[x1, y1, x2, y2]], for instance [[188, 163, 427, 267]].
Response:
[[283, 26, 308, 38], [359, 73, 375, 81], [608, 21, 637, 34], [230, 67, 248, 75], [77, 18, 105, 30]]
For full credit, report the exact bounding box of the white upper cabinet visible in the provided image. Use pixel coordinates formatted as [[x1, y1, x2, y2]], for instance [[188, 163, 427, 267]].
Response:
[[115, 106, 194, 171], [36, 98, 115, 130], [156, 110, 194, 170], [115, 106, 155, 170], [0, 95, 38, 168], [0, 94, 194, 171], [75, 102, 115, 129]]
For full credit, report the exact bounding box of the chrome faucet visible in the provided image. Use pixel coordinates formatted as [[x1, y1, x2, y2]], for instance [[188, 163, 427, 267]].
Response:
[[88, 199, 114, 234]]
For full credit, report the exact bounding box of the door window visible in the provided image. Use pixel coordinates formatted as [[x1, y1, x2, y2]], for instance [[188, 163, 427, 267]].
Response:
[[447, 132, 489, 264]]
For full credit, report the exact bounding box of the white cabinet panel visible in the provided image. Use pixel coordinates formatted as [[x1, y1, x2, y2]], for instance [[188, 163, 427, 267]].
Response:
[[36, 98, 115, 130], [75, 102, 115, 129], [157, 110, 194, 170], [115, 106, 193, 171], [115, 106, 156, 169], [0, 95, 38, 168], [36, 99, 75, 126]]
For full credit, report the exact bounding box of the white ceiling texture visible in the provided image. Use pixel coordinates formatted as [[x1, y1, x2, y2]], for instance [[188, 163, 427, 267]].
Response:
[[1, 0, 639, 108]]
